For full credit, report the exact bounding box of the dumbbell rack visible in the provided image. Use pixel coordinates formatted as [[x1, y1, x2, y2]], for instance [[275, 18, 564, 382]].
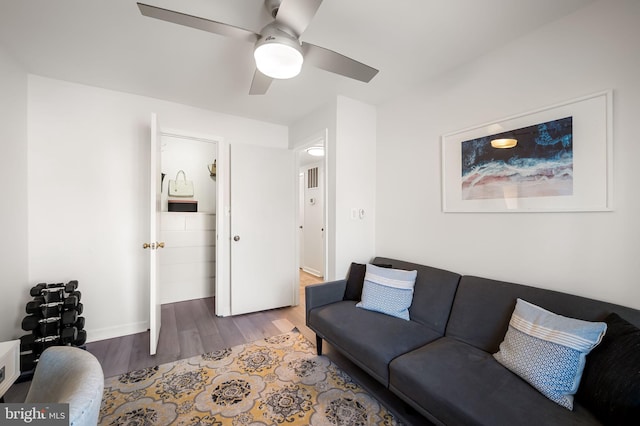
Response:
[[18, 280, 86, 380]]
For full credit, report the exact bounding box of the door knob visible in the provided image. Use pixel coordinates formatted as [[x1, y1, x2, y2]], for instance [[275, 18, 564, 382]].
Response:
[[143, 242, 165, 249], [233, 235, 240, 241]]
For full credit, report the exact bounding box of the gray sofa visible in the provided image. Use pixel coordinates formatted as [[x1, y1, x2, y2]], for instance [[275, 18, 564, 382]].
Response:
[[305, 257, 640, 426]]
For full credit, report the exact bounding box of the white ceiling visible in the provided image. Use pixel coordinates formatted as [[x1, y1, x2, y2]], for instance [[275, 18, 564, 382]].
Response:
[[0, 0, 596, 126]]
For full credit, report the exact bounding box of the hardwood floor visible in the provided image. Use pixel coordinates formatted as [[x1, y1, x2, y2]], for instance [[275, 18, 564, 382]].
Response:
[[299, 269, 324, 286], [4, 270, 428, 425]]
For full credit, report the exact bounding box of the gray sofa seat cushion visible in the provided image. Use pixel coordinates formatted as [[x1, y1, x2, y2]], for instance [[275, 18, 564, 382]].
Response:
[[389, 337, 601, 426], [308, 300, 442, 385]]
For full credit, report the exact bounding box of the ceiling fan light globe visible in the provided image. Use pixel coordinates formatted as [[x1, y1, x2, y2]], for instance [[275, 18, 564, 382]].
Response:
[[254, 42, 303, 79]]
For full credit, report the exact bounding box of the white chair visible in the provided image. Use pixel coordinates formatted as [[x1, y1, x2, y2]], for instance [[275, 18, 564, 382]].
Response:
[[25, 346, 104, 426]]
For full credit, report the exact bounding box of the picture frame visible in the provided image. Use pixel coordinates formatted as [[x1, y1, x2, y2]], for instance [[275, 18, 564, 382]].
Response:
[[441, 90, 613, 212]]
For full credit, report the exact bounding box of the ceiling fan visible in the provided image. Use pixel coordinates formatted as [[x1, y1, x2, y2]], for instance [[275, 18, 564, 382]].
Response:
[[137, 0, 379, 95]]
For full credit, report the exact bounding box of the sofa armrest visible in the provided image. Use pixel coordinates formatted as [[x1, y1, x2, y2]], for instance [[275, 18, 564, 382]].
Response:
[[305, 279, 347, 326]]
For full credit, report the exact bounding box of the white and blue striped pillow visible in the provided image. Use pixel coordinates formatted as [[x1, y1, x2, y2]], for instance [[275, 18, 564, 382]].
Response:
[[494, 299, 607, 410], [355, 264, 417, 320]]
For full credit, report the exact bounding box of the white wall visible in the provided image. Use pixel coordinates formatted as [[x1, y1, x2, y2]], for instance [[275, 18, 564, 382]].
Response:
[[290, 96, 377, 280], [376, 0, 640, 309], [334, 97, 377, 278], [27, 75, 287, 341], [0, 44, 28, 341], [161, 135, 216, 213]]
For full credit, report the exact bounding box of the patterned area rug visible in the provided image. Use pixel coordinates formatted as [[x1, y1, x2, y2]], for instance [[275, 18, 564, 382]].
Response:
[[99, 329, 399, 425]]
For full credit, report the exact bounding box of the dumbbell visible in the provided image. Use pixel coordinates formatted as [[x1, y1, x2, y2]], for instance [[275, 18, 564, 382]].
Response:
[[29, 280, 78, 297], [42, 290, 64, 304], [20, 327, 78, 352], [21, 310, 78, 332], [71, 316, 85, 331], [30, 322, 59, 337], [26, 295, 79, 316], [29, 281, 77, 297], [28, 288, 65, 304], [68, 290, 81, 302], [22, 338, 57, 354], [20, 352, 40, 372], [59, 317, 85, 342], [59, 301, 83, 315], [73, 329, 87, 346]]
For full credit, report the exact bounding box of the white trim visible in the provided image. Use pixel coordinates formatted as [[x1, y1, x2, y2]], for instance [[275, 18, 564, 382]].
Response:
[[161, 128, 224, 144], [86, 321, 149, 344], [155, 126, 230, 317], [215, 140, 231, 317]]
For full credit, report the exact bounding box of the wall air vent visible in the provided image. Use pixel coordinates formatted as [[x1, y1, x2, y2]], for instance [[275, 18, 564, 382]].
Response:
[[307, 167, 318, 189]]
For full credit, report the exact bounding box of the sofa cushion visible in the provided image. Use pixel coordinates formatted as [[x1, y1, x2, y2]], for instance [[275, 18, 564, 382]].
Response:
[[577, 312, 640, 425], [389, 337, 601, 426], [445, 275, 640, 353], [356, 264, 417, 320], [308, 300, 441, 385], [344, 262, 392, 301], [372, 257, 460, 333], [493, 299, 606, 410]]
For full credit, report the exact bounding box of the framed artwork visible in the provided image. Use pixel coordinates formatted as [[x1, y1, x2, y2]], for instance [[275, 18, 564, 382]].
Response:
[[441, 90, 613, 212]]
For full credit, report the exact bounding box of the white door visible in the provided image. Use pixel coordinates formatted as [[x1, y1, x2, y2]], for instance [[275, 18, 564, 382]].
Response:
[[148, 113, 162, 355], [230, 144, 295, 315]]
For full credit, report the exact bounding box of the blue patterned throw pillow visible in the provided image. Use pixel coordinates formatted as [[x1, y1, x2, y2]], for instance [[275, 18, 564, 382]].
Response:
[[355, 264, 417, 320], [494, 299, 607, 410]]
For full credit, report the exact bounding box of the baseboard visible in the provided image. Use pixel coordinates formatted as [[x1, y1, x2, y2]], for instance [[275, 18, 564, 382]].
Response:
[[302, 267, 322, 277], [85, 321, 148, 343]]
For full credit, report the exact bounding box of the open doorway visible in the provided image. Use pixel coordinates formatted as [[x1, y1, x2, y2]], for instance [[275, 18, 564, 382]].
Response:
[[295, 131, 328, 298], [159, 133, 218, 305]]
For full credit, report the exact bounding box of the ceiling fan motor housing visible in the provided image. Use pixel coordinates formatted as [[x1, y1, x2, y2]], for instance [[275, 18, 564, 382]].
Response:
[[254, 22, 304, 79]]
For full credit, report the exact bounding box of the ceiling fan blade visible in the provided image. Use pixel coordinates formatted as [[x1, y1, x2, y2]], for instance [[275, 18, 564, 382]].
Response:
[[249, 69, 274, 95], [137, 3, 258, 43], [302, 43, 379, 83], [275, 0, 323, 38]]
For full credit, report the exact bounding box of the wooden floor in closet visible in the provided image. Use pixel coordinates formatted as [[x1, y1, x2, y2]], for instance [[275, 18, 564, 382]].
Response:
[[5, 270, 427, 425]]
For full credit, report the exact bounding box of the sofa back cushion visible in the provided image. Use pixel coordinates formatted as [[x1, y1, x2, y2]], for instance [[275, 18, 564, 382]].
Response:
[[372, 257, 461, 334], [446, 275, 640, 353]]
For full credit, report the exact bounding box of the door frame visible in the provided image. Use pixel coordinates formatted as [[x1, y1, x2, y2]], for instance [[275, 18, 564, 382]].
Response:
[[215, 140, 231, 317], [156, 127, 227, 316], [293, 129, 329, 305]]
